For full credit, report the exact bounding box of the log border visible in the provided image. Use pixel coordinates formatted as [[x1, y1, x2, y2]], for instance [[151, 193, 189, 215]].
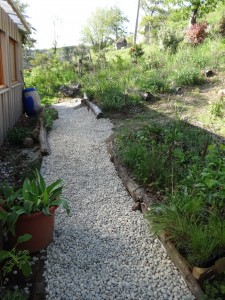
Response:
[[82, 94, 103, 119]]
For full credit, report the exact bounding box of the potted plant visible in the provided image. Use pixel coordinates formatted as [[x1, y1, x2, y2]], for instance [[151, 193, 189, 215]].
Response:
[[0, 170, 70, 253]]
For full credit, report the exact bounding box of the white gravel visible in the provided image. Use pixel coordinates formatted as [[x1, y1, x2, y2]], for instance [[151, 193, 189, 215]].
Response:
[[42, 99, 194, 300]]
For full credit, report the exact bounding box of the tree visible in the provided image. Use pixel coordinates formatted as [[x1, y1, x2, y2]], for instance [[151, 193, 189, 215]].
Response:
[[165, 0, 225, 27], [81, 6, 128, 51], [140, 0, 167, 42], [141, 0, 167, 16]]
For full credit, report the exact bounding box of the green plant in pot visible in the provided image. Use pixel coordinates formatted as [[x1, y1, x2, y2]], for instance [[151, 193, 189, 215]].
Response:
[[0, 170, 70, 253]]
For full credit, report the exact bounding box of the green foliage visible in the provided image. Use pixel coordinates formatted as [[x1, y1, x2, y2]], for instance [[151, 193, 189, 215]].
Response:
[[165, 0, 225, 20], [185, 144, 225, 216], [203, 272, 225, 300], [42, 107, 58, 131], [0, 234, 32, 277], [1, 290, 29, 300], [211, 97, 225, 118], [0, 169, 70, 235], [6, 128, 31, 145], [145, 143, 225, 266], [81, 6, 128, 51], [136, 69, 169, 92], [129, 44, 144, 60], [116, 121, 211, 191], [24, 52, 78, 100], [159, 27, 183, 53], [172, 66, 203, 86]]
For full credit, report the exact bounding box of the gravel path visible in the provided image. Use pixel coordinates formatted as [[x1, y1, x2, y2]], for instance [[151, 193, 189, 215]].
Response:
[[42, 99, 194, 300]]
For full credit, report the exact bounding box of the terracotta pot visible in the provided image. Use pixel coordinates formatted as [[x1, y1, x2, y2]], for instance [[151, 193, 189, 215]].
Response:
[[10, 206, 58, 253]]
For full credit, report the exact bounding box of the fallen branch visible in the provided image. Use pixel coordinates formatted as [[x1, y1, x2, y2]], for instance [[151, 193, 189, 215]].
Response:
[[82, 94, 103, 119], [39, 118, 49, 156]]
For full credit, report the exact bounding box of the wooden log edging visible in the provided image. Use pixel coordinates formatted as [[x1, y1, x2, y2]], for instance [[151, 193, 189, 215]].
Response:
[[107, 140, 204, 300], [82, 94, 103, 119], [39, 118, 49, 156]]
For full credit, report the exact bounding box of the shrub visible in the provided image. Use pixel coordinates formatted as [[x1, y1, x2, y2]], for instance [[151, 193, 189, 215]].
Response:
[[136, 69, 169, 92], [116, 121, 211, 191], [7, 127, 31, 145], [211, 97, 225, 118], [129, 44, 144, 60], [42, 107, 58, 131], [159, 27, 183, 53], [172, 66, 203, 87], [187, 23, 208, 45]]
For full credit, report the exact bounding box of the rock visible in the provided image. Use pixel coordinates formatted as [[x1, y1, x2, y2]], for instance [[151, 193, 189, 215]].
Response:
[[23, 137, 34, 148], [141, 92, 155, 101], [175, 87, 182, 94], [31, 128, 39, 142], [218, 89, 225, 96], [114, 37, 127, 50], [204, 70, 215, 77], [59, 84, 81, 97]]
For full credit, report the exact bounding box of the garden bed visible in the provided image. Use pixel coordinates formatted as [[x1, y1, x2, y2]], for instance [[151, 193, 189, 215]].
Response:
[[107, 139, 204, 299]]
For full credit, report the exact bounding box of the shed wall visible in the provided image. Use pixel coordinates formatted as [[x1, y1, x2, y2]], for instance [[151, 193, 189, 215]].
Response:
[[0, 5, 24, 146]]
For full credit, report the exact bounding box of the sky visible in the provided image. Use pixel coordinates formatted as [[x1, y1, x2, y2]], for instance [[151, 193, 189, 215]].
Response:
[[26, 0, 140, 49]]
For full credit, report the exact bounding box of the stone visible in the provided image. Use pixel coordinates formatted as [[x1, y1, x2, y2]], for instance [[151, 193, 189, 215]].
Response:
[[59, 84, 81, 97], [23, 137, 34, 148], [114, 37, 128, 50], [31, 127, 39, 142], [218, 89, 225, 96], [205, 69, 215, 77], [132, 202, 141, 211]]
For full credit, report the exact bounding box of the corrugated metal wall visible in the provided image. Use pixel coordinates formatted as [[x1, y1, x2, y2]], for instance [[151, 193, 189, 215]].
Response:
[[0, 5, 23, 146]]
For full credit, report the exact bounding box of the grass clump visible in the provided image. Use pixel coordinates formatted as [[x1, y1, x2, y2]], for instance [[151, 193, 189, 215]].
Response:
[[145, 143, 225, 267], [42, 107, 58, 131]]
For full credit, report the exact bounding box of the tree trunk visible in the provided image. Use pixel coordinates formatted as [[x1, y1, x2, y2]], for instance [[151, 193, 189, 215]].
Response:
[[189, 8, 198, 28]]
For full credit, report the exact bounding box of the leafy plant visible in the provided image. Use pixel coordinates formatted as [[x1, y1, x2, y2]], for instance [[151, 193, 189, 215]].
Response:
[[42, 107, 58, 131], [159, 27, 183, 53], [116, 121, 210, 191], [0, 234, 32, 277], [1, 290, 29, 300], [129, 44, 144, 61], [0, 169, 70, 235], [136, 69, 169, 92], [203, 272, 225, 300], [6, 128, 31, 145], [145, 143, 225, 266], [172, 66, 203, 86], [211, 97, 225, 118]]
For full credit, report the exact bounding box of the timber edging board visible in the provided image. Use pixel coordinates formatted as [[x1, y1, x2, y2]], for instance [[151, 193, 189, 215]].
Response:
[[107, 137, 204, 300]]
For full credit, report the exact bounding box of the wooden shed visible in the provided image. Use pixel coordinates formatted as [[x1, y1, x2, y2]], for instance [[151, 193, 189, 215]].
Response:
[[0, 0, 30, 146]]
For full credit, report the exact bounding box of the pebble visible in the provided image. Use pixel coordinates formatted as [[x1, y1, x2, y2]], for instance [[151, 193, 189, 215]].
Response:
[[43, 100, 195, 300]]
